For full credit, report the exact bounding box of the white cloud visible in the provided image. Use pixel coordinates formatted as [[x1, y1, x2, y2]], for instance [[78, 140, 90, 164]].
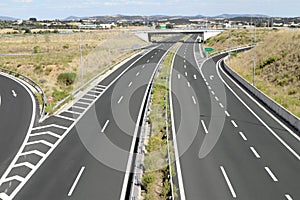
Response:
[[12, 0, 33, 2]]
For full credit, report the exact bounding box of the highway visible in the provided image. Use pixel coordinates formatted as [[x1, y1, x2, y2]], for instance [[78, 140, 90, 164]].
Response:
[[170, 36, 300, 200], [0, 38, 183, 200], [0, 74, 36, 178]]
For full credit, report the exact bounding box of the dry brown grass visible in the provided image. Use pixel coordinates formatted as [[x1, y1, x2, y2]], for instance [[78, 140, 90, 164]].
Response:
[[229, 29, 300, 117], [0, 30, 148, 108]]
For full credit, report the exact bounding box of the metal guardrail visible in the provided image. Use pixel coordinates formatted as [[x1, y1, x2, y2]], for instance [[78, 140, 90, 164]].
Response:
[[222, 58, 300, 133], [0, 67, 46, 118], [52, 46, 151, 115]]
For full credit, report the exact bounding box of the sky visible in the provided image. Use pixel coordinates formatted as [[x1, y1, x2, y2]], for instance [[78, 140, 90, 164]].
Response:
[[1, 0, 299, 20]]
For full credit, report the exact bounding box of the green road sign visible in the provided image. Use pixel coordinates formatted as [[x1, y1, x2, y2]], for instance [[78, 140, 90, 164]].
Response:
[[204, 47, 214, 53]]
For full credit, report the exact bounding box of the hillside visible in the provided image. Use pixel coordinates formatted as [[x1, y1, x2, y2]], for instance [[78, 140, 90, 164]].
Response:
[[229, 30, 300, 117], [206, 29, 300, 118]]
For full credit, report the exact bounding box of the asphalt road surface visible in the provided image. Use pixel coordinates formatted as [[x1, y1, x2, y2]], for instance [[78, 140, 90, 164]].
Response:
[[171, 36, 300, 200], [0, 74, 35, 178], [3, 38, 182, 200]]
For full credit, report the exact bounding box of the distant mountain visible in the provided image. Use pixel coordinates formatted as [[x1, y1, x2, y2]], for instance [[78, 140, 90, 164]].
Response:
[[215, 14, 269, 18], [0, 16, 18, 21], [64, 16, 87, 21], [62, 13, 273, 23]]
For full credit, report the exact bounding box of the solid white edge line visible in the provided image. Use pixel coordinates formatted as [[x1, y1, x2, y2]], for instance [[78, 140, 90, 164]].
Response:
[[101, 120, 110, 133], [217, 60, 300, 161], [118, 96, 124, 104], [67, 166, 85, 196], [192, 96, 197, 104], [231, 120, 238, 128], [285, 194, 293, 200], [3, 45, 161, 200], [201, 120, 208, 134], [220, 166, 237, 198], [250, 146, 261, 159], [264, 166, 278, 182], [0, 73, 36, 179], [239, 131, 248, 141], [169, 43, 186, 200], [223, 60, 300, 142], [120, 44, 174, 200]]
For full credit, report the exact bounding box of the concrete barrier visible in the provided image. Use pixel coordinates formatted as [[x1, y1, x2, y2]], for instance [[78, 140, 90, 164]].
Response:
[[222, 59, 300, 133]]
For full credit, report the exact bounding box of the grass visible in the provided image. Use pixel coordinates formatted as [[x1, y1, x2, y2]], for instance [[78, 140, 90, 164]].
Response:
[[0, 30, 148, 113], [142, 43, 180, 200], [227, 29, 300, 117]]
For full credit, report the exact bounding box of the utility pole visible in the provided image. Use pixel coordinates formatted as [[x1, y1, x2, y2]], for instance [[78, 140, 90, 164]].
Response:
[[253, 25, 257, 86], [79, 28, 83, 84]]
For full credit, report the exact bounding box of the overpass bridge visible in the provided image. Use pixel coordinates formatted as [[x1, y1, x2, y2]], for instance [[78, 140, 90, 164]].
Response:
[[134, 29, 223, 42]]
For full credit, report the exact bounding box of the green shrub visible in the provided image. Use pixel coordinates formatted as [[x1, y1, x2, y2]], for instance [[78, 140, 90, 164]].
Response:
[[259, 56, 277, 69], [52, 90, 69, 101], [142, 172, 156, 191], [33, 46, 40, 54], [288, 88, 297, 95], [57, 72, 77, 86]]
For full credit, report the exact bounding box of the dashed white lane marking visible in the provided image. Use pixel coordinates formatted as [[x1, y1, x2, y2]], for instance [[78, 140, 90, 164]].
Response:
[[12, 90, 17, 97], [147, 60, 150, 63], [215, 96, 219, 101], [178, 74, 181, 79], [265, 167, 278, 182], [204, 78, 207, 82], [68, 166, 85, 197], [128, 82, 133, 87], [285, 194, 293, 200], [208, 86, 211, 90], [192, 96, 197, 104], [136, 72, 140, 76], [219, 103, 224, 108], [142, 65, 145, 68], [225, 111, 230, 117], [101, 120, 110, 133], [184, 65, 186, 69], [151, 56, 153, 58], [194, 74, 197, 80], [205, 82, 209, 86], [187, 82, 191, 87], [231, 120, 238, 128], [184, 60, 186, 63], [185, 72, 188, 77], [250, 147, 261, 159], [118, 96, 124, 104], [220, 166, 237, 198], [201, 120, 208, 134], [211, 91, 215, 95], [239, 131, 248, 141]]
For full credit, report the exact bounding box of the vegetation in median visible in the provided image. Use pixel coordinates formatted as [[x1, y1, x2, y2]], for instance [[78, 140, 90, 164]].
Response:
[[142, 44, 179, 200]]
